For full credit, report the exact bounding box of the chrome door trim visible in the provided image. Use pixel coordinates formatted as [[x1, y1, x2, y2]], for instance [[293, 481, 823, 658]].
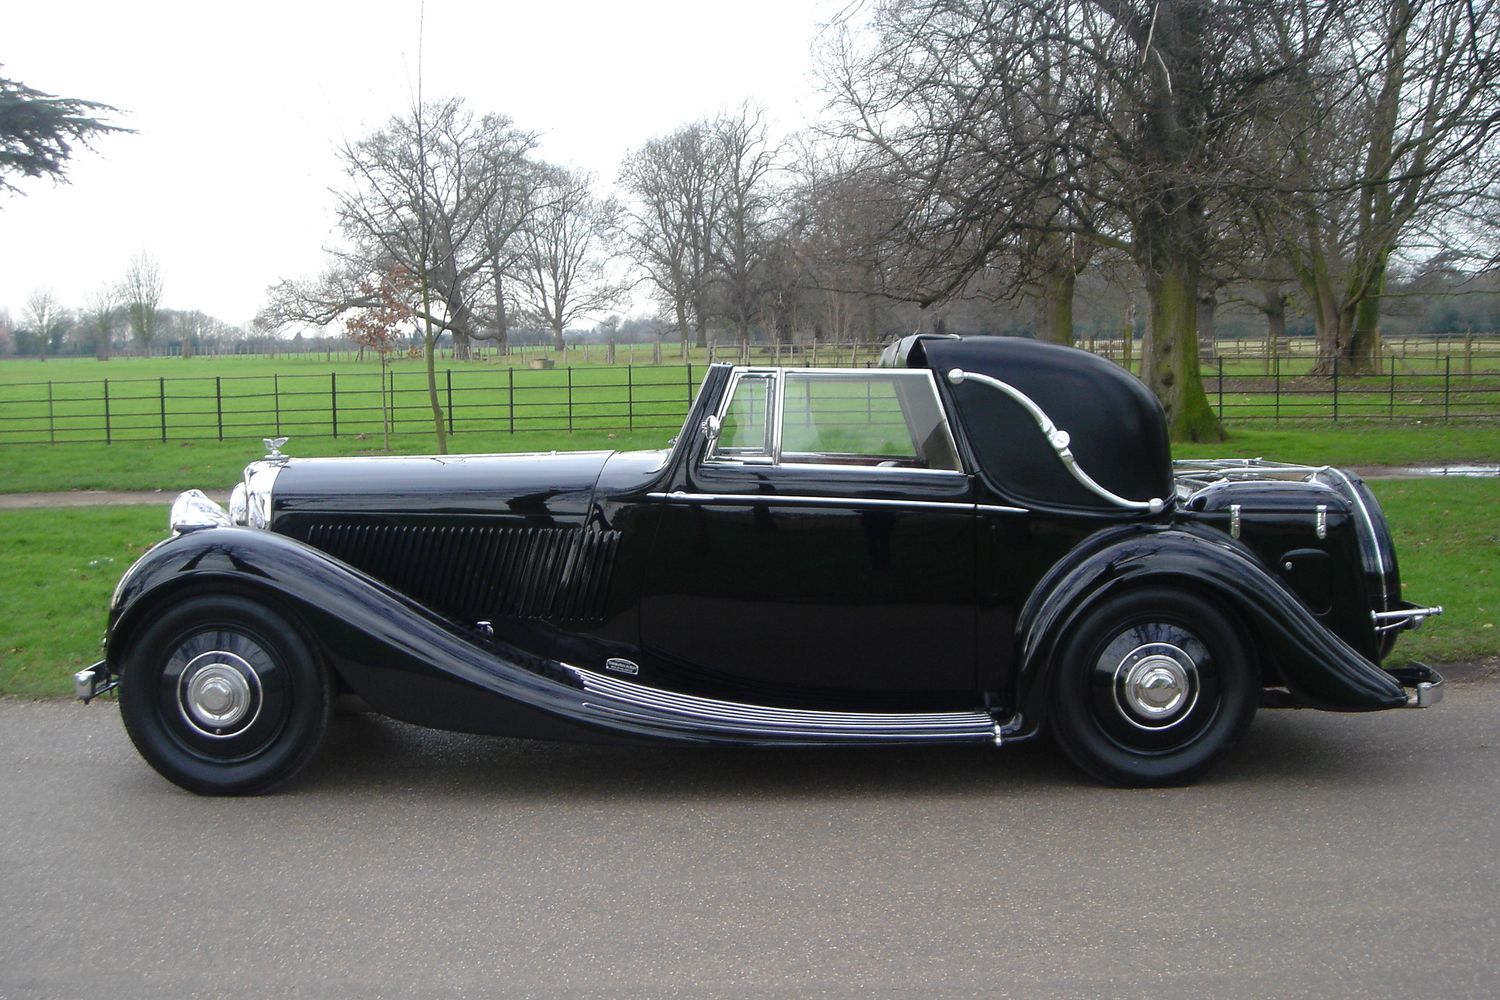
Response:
[[648, 491, 1027, 516]]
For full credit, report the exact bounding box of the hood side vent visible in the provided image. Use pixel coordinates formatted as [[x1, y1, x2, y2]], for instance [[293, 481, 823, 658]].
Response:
[[304, 523, 620, 624]]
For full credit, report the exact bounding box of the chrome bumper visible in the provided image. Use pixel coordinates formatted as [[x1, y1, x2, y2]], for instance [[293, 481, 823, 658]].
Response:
[[1387, 663, 1444, 709], [74, 660, 117, 704]]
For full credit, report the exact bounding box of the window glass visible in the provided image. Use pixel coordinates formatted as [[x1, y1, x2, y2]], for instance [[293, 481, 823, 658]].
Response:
[[711, 373, 772, 459], [781, 372, 960, 471]]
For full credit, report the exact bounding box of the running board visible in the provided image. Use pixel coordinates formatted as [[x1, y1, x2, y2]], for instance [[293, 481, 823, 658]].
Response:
[[565, 665, 1001, 745]]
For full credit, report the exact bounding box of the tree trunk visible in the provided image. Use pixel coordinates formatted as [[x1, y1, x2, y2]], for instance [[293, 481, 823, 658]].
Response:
[[1347, 251, 1388, 373], [1141, 255, 1223, 442], [674, 300, 690, 350], [491, 268, 510, 356], [1037, 267, 1076, 346], [1260, 285, 1287, 375], [551, 321, 565, 352], [419, 273, 448, 455], [1126, 0, 1222, 442]]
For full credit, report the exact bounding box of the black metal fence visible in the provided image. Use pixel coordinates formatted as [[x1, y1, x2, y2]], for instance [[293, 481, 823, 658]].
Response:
[[2, 354, 1499, 447], [1205, 355, 1500, 423], [0, 365, 704, 445]]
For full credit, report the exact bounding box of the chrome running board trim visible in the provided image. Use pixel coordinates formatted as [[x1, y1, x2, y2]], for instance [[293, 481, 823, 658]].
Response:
[[565, 665, 997, 744]]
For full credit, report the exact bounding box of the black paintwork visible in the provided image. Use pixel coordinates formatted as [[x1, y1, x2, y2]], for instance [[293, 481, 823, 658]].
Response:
[[102, 337, 1430, 752]]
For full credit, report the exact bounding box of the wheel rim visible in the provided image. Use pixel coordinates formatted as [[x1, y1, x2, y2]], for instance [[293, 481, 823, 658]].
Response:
[[1088, 622, 1222, 754], [178, 650, 263, 737], [156, 628, 290, 761]]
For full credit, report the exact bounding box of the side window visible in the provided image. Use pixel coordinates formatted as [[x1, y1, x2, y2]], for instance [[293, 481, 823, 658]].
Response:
[[704, 369, 961, 472], [782, 372, 961, 471], [709, 372, 773, 460]]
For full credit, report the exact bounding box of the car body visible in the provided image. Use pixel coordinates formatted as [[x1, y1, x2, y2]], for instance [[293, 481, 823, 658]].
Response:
[[80, 335, 1444, 793]]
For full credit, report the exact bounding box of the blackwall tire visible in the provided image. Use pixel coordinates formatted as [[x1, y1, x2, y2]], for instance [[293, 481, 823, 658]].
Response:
[[118, 594, 331, 795], [1049, 586, 1259, 787]]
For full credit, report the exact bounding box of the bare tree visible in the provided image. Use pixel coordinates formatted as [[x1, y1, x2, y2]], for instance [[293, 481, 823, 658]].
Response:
[[619, 122, 721, 351], [472, 148, 545, 356], [333, 100, 533, 365], [820, 1, 1115, 347], [708, 107, 778, 348], [1260, 0, 1500, 372], [514, 166, 627, 351], [83, 285, 118, 360], [121, 252, 163, 355], [825, 0, 1340, 440], [24, 288, 66, 361]]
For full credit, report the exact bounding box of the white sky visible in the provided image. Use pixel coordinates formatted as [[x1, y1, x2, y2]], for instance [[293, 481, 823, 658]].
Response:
[[1, 0, 841, 328]]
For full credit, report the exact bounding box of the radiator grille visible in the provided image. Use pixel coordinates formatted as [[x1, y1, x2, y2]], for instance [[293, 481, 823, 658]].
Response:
[[303, 522, 620, 623]]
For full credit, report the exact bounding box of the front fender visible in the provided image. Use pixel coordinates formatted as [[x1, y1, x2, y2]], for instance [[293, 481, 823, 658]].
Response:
[[106, 526, 610, 742], [1011, 524, 1407, 736]]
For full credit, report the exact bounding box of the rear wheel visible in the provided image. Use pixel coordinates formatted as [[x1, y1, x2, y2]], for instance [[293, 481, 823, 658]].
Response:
[[1049, 587, 1258, 786], [119, 594, 331, 795]]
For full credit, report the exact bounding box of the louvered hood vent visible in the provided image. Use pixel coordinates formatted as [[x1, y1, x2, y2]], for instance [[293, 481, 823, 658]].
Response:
[[304, 522, 620, 624]]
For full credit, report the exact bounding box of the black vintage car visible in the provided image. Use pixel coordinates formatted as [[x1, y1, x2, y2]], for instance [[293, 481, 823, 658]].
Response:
[[79, 335, 1444, 793]]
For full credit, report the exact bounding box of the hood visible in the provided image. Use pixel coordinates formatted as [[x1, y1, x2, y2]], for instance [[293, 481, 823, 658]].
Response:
[[269, 451, 613, 530]]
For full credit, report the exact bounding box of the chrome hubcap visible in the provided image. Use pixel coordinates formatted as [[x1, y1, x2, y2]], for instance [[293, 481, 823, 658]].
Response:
[[1113, 642, 1199, 730], [178, 651, 262, 737]]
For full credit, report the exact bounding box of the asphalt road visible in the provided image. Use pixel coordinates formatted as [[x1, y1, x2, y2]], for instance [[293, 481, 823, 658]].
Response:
[[2, 679, 1497, 1000]]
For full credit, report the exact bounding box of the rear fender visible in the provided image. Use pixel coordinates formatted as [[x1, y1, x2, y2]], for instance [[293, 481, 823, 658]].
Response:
[[1011, 525, 1407, 738]]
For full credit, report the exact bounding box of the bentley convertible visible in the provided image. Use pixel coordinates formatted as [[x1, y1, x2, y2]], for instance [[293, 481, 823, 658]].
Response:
[[78, 335, 1444, 793]]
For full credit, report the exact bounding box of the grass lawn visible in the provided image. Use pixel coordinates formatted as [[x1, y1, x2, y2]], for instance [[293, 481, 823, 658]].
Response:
[[0, 479, 1493, 699], [0, 506, 164, 698]]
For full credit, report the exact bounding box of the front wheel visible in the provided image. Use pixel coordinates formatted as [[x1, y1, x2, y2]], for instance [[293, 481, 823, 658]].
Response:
[[118, 594, 331, 795], [1049, 587, 1259, 787]]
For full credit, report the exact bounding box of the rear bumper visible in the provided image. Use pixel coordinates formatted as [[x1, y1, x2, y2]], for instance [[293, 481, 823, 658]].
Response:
[[1386, 663, 1444, 708], [74, 660, 117, 704]]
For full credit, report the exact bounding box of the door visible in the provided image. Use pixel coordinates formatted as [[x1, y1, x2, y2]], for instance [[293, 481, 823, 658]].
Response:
[[639, 368, 978, 708]]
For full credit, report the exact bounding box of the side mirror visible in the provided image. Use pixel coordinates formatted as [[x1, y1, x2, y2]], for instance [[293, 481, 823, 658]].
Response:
[[701, 414, 722, 457]]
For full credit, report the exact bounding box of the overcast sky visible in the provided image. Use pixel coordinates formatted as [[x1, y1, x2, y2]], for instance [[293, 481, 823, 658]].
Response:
[[1, 0, 840, 329]]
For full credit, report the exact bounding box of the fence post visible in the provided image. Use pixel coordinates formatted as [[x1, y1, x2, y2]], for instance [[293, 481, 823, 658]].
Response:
[[686, 363, 695, 405], [627, 364, 634, 432], [160, 377, 167, 442], [1217, 358, 1224, 417], [331, 373, 339, 439], [1331, 356, 1339, 422], [215, 376, 224, 441], [1388, 357, 1396, 420], [507, 367, 515, 434], [1444, 356, 1451, 421], [446, 369, 454, 436], [566, 366, 574, 431], [103, 378, 111, 445], [1273, 355, 1280, 424], [47, 381, 55, 444], [274, 374, 281, 437]]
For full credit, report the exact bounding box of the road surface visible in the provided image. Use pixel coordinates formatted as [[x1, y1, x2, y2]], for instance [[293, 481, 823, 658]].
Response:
[[1, 678, 1495, 999]]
